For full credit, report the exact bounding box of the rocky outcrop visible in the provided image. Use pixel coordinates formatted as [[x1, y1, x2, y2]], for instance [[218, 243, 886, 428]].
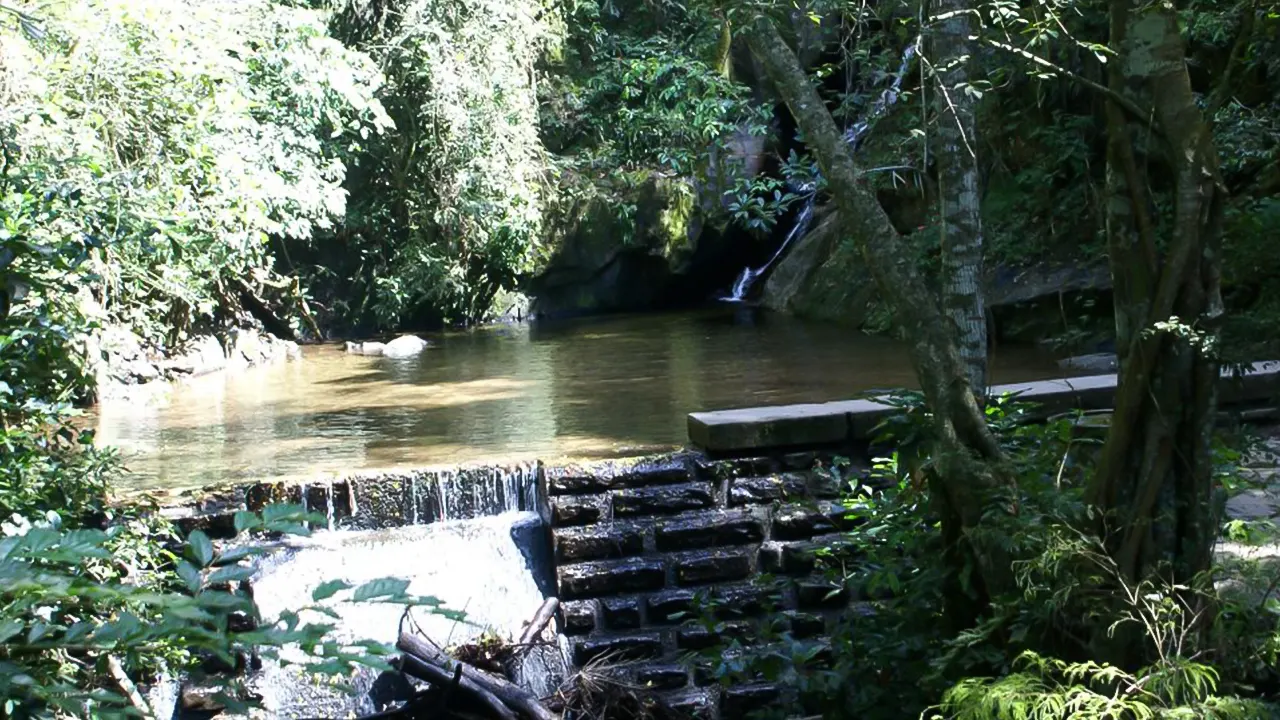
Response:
[[548, 452, 876, 717], [527, 174, 703, 317], [760, 205, 1114, 332], [89, 325, 300, 402], [1058, 353, 1119, 373], [760, 209, 878, 327]]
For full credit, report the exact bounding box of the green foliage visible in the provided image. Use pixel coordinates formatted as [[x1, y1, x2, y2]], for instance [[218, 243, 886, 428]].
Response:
[[316, 0, 557, 328], [933, 649, 1276, 720], [0, 0, 387, 347], [687, 397, 1280, 719], [0, 501, 454, 718], [543, 1, 765, 171], [537, 0, 772, 251]]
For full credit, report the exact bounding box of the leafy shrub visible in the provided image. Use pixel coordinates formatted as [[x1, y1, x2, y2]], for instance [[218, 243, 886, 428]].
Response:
[[0, 0, 388, 347], [0, 502, 449, 719]]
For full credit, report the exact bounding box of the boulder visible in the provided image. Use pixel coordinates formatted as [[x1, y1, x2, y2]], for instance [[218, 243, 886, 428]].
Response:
[[988, 263, 1112, 307], [760, 209, 878, 327], [760, 203, 1115, 333], [383, 335, 428, 358], [164, 336, 227, 377], [345, 341, 386, 357], [527, 173, 702, 317]]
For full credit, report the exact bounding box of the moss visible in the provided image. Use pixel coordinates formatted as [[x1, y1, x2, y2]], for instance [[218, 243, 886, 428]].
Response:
[[653, 177, 698, 263]]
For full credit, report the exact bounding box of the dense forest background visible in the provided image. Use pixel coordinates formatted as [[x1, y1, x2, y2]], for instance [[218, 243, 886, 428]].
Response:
[[3, 0, 1280, 718], [4, 0, 1275, 362]]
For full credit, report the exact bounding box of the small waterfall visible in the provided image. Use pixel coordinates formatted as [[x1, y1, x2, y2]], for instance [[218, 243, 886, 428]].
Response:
[[723, 202, 815, 302], [325, 482, 336, 532], [722, 38, 920, 303], [409, 474, 420, 525], [246, 462, 558, 718]]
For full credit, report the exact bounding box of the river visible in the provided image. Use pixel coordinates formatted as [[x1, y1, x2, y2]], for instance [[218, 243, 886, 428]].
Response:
[[95, 308, 1067, 490]]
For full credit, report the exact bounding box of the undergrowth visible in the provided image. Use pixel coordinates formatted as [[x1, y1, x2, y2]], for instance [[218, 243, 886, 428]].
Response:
[[688, 394, 1280, 720]]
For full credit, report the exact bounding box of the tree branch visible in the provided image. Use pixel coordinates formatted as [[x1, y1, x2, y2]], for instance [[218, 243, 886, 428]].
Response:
[[1206, 0, 1258, 118], [981, 38, 1157, 131]]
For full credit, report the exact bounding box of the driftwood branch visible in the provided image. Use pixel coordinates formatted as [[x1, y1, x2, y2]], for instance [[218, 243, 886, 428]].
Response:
[[397, 629, 558, 720], [236, 279, 298, 341], [397, 653, 518, 720], [106, 655, 152, 719], [981, 38, 1158, 132], [517, 598, 559, 648]]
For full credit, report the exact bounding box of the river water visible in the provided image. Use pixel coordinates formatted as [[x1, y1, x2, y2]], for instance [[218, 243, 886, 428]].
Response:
[[96, 308, 1065, 490]]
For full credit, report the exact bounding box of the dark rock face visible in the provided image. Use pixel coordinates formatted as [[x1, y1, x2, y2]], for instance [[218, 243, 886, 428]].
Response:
[[613, 484, 715, 517], [556, 525, 646, 562], [674, 552, 753, 586], [572, 632, 664, 664], [526, 175, 703, 318], [601, 598, 643, 630], [760, 202, 1114, 334], [654, 512, 766, 551]]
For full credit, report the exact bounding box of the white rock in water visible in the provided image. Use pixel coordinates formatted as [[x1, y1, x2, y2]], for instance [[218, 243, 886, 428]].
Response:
[[382, 335, 428, 358]]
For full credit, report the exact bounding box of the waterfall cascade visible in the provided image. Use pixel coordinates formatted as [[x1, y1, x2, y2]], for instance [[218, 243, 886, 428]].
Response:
[[723, 39, 920, 303], [237, 463, 558, 719]]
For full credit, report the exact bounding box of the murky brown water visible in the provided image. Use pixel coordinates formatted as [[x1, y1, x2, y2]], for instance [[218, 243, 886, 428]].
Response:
[[95, 308, 1066, 490]]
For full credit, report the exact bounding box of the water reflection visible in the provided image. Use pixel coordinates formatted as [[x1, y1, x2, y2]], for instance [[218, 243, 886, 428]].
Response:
[[95, 308, 1065, 490]]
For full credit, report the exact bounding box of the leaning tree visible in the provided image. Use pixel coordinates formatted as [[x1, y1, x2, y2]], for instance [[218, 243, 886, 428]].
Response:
[[734, 0, 1226, 654]]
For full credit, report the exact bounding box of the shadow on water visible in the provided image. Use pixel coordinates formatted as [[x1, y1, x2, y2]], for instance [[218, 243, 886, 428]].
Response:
[[96, 307, 1068, 490]]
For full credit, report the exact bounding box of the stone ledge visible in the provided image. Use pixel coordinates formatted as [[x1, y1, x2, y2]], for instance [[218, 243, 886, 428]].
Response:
[[689, 363, 1280, 453]]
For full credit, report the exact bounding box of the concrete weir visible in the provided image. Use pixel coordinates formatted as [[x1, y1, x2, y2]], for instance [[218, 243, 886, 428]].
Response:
[[688, 363, 1280, 453], [159, 363, 1280, 719]]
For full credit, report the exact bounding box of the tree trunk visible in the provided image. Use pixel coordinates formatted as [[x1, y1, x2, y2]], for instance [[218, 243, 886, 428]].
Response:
[[744, 15, 1016, 614], [931, 0, 988, 397], [1086, 0, 1226, 661]]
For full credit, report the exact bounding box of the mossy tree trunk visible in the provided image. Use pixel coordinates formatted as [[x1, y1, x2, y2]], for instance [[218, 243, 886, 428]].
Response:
[[931, 0, 988, 397], [745, 16, 1016, 621], [745, 0, 1225, 647], [1086, 0, 1225, 646]]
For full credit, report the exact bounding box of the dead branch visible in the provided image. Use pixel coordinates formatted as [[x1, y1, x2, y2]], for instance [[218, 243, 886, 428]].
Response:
[[398, 629, 559, 720], [518, 598, 560, 648], [106, 655, 152, 719], [397, 653, 518, 720]]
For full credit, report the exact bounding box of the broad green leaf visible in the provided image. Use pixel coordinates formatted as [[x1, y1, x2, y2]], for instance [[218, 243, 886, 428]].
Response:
[[233, 511, 260, 533], [206, 565, 255, 585], [177, 560, 203, 593], [0, 619, 24, 644], [351, 578, 410, 602], [312, 579, 351, 602], [187, 530, 215, 567]]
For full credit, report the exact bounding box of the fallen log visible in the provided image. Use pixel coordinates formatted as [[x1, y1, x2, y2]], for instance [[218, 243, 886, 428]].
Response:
[[517, 598, 559, 648], [397, 654, 518, 720], [398, 630, 559, 720]]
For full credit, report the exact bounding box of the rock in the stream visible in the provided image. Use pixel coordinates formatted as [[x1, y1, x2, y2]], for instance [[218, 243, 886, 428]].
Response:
[[345, 340, 387, 356], [165, 336, 229, 377], [383, 334, 428, 358], [180, 681, 228, 713], [1058, 353, 1118, 373]]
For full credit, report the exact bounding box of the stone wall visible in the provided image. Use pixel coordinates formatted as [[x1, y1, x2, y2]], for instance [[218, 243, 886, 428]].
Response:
[[547, 452, 874, 718]]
